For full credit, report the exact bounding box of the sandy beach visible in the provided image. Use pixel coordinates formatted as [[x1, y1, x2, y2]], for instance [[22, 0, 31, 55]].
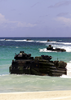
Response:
[[0, 91, 71, 100]]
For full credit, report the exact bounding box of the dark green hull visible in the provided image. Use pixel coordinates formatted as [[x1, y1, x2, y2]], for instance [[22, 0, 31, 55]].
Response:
[[9, 51, 67, 76]]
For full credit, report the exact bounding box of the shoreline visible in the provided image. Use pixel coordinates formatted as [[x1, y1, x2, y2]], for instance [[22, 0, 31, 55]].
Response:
[[0, 90, 71, 100]]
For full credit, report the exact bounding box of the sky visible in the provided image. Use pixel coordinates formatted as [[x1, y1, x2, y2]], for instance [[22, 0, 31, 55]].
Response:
[[0, 0, 71, 37]]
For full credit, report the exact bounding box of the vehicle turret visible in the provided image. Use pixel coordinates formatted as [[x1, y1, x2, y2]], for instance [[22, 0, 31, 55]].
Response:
[[14, 51, 34, 60]]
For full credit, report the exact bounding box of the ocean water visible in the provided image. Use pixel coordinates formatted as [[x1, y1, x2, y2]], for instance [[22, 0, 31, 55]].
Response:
[[0, 37, 71, 93]]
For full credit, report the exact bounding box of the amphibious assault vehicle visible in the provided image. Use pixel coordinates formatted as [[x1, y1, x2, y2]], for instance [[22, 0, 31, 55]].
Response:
[[47, 45, 66, 52], [9, 51, 67, 76]]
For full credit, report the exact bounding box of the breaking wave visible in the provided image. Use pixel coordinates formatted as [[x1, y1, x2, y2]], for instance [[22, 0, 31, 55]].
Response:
[[61, 62, 71, 78], [1, 38, 71, 45]]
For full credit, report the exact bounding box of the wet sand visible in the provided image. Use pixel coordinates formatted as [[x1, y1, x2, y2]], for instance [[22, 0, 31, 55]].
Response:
[[0, 91, 71, 100]]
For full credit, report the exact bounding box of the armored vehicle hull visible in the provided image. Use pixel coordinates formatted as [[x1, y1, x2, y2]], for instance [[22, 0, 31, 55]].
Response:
[[9, 51, 67, 76], [47, 45, 66, 52]]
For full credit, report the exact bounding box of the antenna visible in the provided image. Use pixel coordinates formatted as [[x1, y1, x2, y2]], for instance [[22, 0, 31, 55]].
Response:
[[57, 51, 58, 61], [57, 57, 58, 61]]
